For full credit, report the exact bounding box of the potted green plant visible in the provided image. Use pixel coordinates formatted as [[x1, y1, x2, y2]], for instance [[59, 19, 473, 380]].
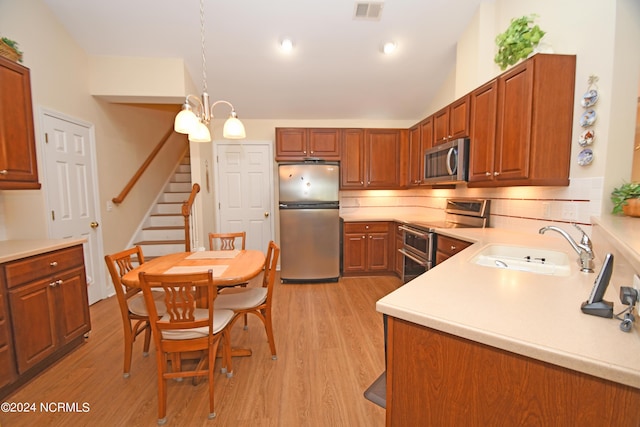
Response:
[[0, 36, 23, 63], [611, 182, 640, 216], [494, 14, 546, 70]]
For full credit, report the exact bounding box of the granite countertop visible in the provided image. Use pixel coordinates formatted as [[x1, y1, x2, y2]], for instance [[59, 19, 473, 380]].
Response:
[[0, 239, 87, 264], [376, 226, 640, 389]]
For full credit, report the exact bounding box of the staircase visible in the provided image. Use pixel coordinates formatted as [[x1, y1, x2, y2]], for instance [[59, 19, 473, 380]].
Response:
[[133, 155, 192, 259]]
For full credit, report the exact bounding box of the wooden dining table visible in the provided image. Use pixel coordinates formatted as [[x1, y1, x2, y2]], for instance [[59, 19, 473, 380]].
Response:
[[121, 249, 266, 358], [121, 249, 265, 289]]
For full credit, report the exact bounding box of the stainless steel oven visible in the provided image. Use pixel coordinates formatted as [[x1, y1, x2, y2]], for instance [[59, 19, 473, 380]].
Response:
[[398, 224, 434, 284], [398, 198, 490, 284]]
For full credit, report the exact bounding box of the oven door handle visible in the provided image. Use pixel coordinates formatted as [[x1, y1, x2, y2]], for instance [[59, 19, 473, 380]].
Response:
[[398, 248, 429, 266], [398, 225, 430, 239]]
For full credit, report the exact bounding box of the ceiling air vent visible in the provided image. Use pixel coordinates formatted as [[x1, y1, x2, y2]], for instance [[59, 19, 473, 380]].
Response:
[[354, 2, 384, 21]]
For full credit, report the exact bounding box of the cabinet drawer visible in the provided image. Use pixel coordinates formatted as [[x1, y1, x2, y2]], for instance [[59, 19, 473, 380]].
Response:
[[437, 235, 472, 257], [344, 222, 389, 234], [4, 245, 84, 289]]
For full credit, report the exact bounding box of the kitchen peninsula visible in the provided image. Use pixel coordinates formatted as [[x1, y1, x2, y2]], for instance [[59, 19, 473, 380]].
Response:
[[376, 225, 640, 425], [0, 238, 90, 399]]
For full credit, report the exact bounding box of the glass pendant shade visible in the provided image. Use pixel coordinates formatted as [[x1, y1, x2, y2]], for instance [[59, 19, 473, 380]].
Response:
[[188, 121, 212, 143], [223, 116, 247, 139], [174, 108, 199, 134]]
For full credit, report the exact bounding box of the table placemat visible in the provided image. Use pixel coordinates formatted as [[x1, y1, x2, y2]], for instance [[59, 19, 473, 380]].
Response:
[[186, 250, 239, 259], [163, 265, 229, 276]]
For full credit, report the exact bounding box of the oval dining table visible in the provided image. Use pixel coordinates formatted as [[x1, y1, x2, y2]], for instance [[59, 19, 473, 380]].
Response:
[[121, 249, 266, 357]]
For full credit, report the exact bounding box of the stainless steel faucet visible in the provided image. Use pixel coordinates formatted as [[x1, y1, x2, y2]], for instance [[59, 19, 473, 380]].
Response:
[[539, 224, 595, 273]]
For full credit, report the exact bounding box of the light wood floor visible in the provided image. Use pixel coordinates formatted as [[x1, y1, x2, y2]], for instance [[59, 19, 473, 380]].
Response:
[[0, 273, 400, 427]]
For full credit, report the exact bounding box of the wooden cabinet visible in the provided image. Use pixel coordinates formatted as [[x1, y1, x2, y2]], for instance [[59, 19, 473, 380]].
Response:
[[0, 276, 17, 389], [468, 54, 576, 187], [343, 222, 391, 275], [407, 117, 434, 187], [386, 317, 640, 426], [393, 223, 403, 277], [1, 245, 90, 398], [275, 128, 341, 161], [340, 129, 406, 189], [407, 125, 422, 187], [432, 95, 470, 146], [0, 56, 40, 189], [435, 234, 472, 265]]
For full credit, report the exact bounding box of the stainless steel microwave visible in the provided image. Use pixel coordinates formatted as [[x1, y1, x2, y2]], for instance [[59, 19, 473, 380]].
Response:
[[423, 138, 469, 184]]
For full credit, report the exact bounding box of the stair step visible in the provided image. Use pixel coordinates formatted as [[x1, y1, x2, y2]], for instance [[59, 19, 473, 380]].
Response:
[[135, 239, 185, 245]]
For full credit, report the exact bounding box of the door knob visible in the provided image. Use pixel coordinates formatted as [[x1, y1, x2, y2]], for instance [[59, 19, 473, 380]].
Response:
[[264, 212, 270, 217], [90, 221, 99, 229]]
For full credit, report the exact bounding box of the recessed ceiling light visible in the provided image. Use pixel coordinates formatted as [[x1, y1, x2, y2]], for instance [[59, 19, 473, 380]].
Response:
[[280, 38, 294, 52], [382, 41, 397, 55]]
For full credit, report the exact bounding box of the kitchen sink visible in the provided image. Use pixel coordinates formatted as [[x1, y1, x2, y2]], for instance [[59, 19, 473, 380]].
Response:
[[469, 244, 572, 276]]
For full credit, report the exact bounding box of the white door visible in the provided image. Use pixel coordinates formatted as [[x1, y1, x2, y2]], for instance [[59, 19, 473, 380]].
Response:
[[41, 111, 106, 305], [214, 141, 274, 252]]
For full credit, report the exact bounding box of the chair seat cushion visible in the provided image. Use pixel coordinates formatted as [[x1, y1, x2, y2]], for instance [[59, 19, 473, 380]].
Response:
[[214, 288, 267, 310], [128, 291, 167, 317], [160, 308, 234, 340]]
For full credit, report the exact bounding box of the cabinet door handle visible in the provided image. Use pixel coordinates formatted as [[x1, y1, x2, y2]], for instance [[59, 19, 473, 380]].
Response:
[[310, 150, 314, 154], [450, 245, 457, 251], [485, 172, 491, 176], [0, 170, 7, 175], [49, 279, 63, 287], [50, 261, 58, 267], [493, 172, 500, 176]]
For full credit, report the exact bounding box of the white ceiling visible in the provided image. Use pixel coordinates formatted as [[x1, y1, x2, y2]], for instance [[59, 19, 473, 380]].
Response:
[[42, 0, 483, 121]]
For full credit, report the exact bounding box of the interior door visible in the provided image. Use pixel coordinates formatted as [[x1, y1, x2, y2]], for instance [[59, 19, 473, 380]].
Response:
[[214, 141, 274, 253], [41, 111, 106, 305]]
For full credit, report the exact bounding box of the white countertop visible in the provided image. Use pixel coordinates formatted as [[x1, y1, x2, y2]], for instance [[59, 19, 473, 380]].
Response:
[[376, 226, 640, 390], [0, 238, 87, 263]]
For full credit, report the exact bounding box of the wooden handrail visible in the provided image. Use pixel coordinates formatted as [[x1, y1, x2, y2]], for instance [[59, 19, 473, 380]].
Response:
[[112, 125, 177, 205], [182, 183, 201, 252]]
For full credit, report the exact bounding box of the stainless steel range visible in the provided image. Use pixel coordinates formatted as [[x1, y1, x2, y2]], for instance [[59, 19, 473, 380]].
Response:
[[399, 198, 490, 284]]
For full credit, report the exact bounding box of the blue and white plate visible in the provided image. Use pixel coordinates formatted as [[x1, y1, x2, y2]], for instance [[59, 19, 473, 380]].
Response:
[[580, 109, 596, 127], [581, 89, 599, 108], [578, 129, 595, 146], [577, 148, 593, 166]]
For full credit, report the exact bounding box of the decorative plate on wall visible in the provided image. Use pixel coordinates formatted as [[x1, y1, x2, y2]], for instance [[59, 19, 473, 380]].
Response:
[[578, 129, 595, 146], [580, 109, 597, 127], [577, 148, 593, 166], [581, 89, 599, 108]]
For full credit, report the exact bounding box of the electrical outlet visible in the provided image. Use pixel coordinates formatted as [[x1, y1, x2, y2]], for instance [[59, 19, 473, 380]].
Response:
[[106, 200, 113, 212], [561, 204, 577, 221], [542, 202, 551, 219]]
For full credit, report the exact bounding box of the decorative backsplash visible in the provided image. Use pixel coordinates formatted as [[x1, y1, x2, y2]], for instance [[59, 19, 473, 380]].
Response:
[[339, 176, 604, 235]]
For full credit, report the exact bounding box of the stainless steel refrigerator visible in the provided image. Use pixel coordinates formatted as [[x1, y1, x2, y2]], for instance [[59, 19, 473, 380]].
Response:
[[278, 161, 340, 283]]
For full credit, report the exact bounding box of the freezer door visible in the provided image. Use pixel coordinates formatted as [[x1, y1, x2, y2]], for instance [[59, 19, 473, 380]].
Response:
[[279, 208, 340, 282], [278, 163, 339, 203]]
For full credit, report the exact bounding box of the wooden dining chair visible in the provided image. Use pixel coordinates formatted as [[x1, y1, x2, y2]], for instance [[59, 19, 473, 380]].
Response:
[[209, 231, 249, 290], [139, 270, 234, 425], [214, 241, 280, 360], [208, 231, 246, 251], [104, 246, 166, 378]]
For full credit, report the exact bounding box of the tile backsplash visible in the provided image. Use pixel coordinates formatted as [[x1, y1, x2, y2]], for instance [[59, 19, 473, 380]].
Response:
[[339, 177, 604, 235]]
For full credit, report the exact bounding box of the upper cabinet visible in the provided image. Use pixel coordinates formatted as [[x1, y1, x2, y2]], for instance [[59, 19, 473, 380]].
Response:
[[275, 128, 341, 161], [0, 56, 40, 189], [432, 95, 470, 146], [407, 116, 433, 187], [341, 128, 407, 189], [468, 54, 576, 187]]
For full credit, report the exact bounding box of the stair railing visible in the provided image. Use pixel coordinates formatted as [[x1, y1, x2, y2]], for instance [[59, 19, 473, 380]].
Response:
[[112, 126, 176, 205], [182, 183, 200, 252]]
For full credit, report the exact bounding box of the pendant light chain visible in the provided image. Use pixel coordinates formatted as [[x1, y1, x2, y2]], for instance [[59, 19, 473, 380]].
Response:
[[200, 0, 207, 94]]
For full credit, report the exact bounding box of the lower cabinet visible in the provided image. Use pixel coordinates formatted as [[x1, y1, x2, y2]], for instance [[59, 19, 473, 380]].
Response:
[[1, 244, 91, 398], [386, 317, 640, 426], [343, 222, 391, 275], [435, 234, 472, 265]]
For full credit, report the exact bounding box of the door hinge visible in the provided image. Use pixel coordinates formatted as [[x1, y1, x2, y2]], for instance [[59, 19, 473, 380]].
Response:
[[51, 210, 55, 221], [45, 133, 49, 143], [218, 202, 221, 210]]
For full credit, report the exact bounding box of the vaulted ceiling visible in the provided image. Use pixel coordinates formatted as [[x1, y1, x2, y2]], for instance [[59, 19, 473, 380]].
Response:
[[43, 0, 483, 120]]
